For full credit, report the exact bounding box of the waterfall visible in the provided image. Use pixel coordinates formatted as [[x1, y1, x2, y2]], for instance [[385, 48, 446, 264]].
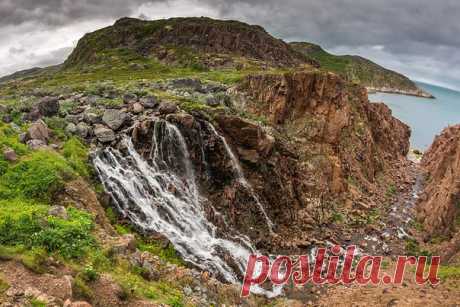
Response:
[[93, 119, 280, 296], [207, 123, 275, 234]]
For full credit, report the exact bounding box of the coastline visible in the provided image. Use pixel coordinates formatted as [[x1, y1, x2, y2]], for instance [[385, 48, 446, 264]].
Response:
[[367, 86, 435, 99]]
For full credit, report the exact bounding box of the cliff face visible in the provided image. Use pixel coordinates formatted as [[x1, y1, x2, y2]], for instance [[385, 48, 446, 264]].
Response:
[[239, 71, 410, 196], [418, 125, 460, 239], [290, 42, 433, 98], [64, 17, 314, 68], [118, 71, 412, 254]]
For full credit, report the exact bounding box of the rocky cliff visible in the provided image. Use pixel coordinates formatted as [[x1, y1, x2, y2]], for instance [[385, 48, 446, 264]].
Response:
[[64, 17, 315, 69], [418, 125, 460, 239]]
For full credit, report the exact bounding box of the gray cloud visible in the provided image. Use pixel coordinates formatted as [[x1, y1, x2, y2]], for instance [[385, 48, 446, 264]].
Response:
[[0, 0, 459, 90], [0, 0, 149, 27]]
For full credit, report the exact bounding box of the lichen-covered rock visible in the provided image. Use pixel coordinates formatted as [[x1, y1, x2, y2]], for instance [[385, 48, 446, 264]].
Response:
[[76, 122, 91, 138], [27, 139, 48, 150], [158, 102, 178, 115], [27, 120, 50, 143], [48, 205, 68, 220], [37, 96, 60, 116], [102, 109, 128, 130], [65, 123, 77, 134], [139, 96, 158, 109], [94, 125, 116, 143], [3, 147, 17, 162]]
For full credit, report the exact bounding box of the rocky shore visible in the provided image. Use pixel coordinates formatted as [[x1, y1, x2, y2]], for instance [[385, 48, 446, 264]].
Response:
[[366, 86, 435, 98]]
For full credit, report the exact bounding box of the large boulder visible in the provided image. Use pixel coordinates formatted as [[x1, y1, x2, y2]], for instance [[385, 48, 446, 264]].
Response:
[[102, 109, 128, 130], [140, 96, 158, 109], [158, 102, 178, 115], [76, 122, 91, 138], [37, 96, 60, 116], [216, 115, 275, 158], [3, 147, 17, 162], [27, 120, 50, 143], [27, 139, 48, 150], [94, 125, 116, 143]]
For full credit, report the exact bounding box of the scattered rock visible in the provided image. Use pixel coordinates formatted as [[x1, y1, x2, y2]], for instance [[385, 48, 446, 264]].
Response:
[[48, 206, 68, 220], [102, 109, 128, 130], [76, 122, 90, 138], [38, 96, 60, 116], [23, 109, 42, 121], [3, 148, 17, 162], [158, 102, 178, 115], [132, 102, 144, 114], [64, 301, 92, 307], [19, 132, 27, 144], [111, 234, 137, 255], [123, 93, 138, 104], [85, 95, 99, 105], [94, 125, 116, 143], [27, 139, 47, 150], [27, 120, 49, 143], [166, 113, 194, 129], [84, 112, 101, 124], [139, 96, 158, 109], [169, 78, 203, 92], [65, 123, 77, 134], [2, 114, 12, 123], [66, 114, 82, 124]]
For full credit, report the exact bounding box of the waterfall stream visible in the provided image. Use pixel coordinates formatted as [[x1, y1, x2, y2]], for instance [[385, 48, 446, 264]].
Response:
[[93, 119, 280, 296], [206, 123, 275, 234]]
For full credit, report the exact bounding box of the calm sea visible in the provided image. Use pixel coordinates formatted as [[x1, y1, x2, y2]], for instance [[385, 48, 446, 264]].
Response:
[[369, 82, 460, 150]]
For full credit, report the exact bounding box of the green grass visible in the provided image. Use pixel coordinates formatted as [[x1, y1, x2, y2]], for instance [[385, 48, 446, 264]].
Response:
[[438, 265, 460, 280], [385, 184, 397, 198], [0, 122, 28, 158], [0, 199, 95, 260], [0, 274, 9, 295], [138, 241, 184, 266], [62, 137, 91, 177], [44, 116, 68, 141], [1, 150, 75, 200], [29, 298, 47, 307]]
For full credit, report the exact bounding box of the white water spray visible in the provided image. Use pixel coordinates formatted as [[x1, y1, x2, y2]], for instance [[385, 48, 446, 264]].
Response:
[[93, 119, 281, 296]]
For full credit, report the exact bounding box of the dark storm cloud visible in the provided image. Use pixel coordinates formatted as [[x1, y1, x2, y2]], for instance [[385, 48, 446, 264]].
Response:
[[196, 0, 460, 51], [1, 0, 459, 89], [0, 0, 151, 26]]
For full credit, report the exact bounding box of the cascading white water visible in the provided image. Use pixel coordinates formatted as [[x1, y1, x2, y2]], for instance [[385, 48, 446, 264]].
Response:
[[207, 123, 275, 234], [93, 119, 281, 296]]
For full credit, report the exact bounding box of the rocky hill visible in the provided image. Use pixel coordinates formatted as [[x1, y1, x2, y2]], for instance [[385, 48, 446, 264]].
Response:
[[290, 42, 434, 98], [64, 17, 316, 69], [0, 17, 458, 306]]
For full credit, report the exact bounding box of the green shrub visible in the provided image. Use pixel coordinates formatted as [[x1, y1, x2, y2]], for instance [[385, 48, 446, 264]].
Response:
[[44, 116, 68, 140], [0, 123, 28, 156], [73, 276, 94, 301], [0, 200, 95, 260], [80, 264, 99, 282], [33, 208, 95, 259], [1, 150, 74, 200], [62, 137, 91, 177], [0, 156, 8, 176]]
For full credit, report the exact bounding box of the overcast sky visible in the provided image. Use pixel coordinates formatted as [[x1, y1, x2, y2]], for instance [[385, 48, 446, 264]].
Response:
[[1, 0, 459, 90]]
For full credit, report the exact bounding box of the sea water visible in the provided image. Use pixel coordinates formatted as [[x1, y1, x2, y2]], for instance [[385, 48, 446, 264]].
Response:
[[369, 82, 460, 150]]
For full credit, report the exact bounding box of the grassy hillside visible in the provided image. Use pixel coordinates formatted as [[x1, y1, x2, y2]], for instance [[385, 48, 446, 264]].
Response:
[[290, 42, 433, 97]]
